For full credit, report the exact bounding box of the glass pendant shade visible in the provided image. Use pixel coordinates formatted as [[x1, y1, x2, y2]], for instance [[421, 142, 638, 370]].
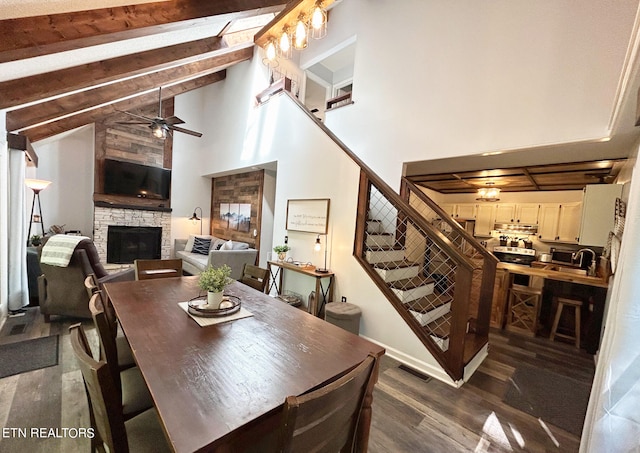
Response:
[[476, 187, 501, 201], [265, 39, 277, 61], [279, 28, 292, 59], [294, 18, 309, 50], [310, 4, 327, 39]]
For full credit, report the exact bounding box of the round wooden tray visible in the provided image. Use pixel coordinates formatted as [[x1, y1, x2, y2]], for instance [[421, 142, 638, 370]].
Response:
[[188, 295, 241, 318]]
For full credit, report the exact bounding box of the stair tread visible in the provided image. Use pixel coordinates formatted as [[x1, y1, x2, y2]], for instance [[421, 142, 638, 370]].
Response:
[[406, 294, 452, 313], [425, 313, 451, 338], [389, 276, 435, 290]]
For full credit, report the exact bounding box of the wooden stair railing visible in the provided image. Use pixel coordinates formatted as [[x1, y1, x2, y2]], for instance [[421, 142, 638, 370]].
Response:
[[258, 81, 496, 381]]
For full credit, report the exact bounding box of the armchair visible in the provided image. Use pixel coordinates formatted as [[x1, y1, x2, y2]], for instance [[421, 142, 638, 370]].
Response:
[[38, 239, 134, 322]]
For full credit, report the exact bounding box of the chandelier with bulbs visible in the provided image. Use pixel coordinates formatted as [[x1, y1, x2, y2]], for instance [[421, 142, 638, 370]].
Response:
[[254, 0, 334, 69], [476, 185, 501, 202]]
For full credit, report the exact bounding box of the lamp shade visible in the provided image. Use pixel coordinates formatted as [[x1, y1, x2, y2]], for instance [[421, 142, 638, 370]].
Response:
[[476, 187, 500, 201], [25, 179, 52, 192]]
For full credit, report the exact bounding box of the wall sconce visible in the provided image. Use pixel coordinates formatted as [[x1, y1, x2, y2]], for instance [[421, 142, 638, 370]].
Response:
[[314, 234, 329, 273], [25, 178, 52, 242], [189, 206, 203, 234]]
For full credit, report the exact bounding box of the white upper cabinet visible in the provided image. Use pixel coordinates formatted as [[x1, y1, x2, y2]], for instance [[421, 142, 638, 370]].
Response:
[[579, 184, 622, 247], [494, 203, 539, 224], [538, 202, 581, 243], [474, 204, 496, 237]]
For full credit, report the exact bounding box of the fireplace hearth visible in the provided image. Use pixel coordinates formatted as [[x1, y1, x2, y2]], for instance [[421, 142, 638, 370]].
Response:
[[107, 225, 162, 264]]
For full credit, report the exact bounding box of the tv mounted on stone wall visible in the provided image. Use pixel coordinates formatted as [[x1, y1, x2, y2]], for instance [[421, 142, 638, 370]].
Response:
[[104, 159, 171, 200]]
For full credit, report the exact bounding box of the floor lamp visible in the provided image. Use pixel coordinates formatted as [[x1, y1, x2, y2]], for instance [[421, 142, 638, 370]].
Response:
[[25, 179, 52, 244], [190, 207, 203, 235]]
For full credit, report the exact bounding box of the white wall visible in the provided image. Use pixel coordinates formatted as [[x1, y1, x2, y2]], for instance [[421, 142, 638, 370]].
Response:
[[31, 125, 95, 237], [0, 110, 8, 323], [321, 0, 638, 188]]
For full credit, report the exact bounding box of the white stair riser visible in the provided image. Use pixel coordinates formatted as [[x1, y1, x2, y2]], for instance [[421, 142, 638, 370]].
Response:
[[374, 265, 420, 283], [409, 302, 451, 326], [366, 249, 405, 264], [366, 221, 382, 234], [392, 282, 435, 302], [431, 336, 449, 352], [366, 234, 395, 247]]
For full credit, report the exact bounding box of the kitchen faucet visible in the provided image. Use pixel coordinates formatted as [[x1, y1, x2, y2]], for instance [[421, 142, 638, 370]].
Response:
[[573, 248, 597, 276]]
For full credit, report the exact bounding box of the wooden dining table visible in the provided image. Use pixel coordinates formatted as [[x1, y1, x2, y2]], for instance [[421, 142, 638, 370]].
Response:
[[104, 276, 385, 453]]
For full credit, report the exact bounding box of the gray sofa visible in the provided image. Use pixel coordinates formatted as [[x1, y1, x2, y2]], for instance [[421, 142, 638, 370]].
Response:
[[174, 236, 258, 280]]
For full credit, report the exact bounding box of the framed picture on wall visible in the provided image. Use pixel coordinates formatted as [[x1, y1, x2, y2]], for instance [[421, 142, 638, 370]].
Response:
[[227, 203, 239, 230], [220, 203, 230, 228], [286, 198, 330, 234], [237, 203, 251, 232]]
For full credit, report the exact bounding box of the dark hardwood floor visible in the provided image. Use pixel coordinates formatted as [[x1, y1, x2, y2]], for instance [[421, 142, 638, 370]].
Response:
[[0, 307, 594, 452]]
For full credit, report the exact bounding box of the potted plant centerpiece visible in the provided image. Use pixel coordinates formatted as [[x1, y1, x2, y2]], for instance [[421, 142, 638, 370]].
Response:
[[273, 244, 291, 261], [198, 264, 233, 309]]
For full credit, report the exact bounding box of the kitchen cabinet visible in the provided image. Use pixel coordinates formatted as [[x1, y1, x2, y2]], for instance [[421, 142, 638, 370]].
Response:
[[494, 203, 539, 224], [474, 204, 495, 237], [440, 203, 476, 220], [579, 184, 622, 247], [538, 202, 582, 243]]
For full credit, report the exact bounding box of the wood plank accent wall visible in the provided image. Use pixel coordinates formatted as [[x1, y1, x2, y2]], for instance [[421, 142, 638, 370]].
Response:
[[93, 99, 174, 209], [211, 170, 264, 253]]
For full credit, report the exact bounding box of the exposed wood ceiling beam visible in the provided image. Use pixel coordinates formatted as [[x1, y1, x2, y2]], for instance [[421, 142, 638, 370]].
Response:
[[7, 46, 253, 132], [522, 167, 541, 190], [7, 133, 37, 166], [0, 36, 233, 110], [21, 71, 226, 143], [0, 0, 285, 63]]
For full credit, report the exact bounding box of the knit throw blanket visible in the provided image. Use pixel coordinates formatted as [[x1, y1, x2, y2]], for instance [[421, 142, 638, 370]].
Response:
[[40, 234, 90, 267]]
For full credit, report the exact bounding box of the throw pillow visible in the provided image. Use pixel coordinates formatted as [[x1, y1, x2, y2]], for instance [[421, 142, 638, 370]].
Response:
[[185, 234, 214, 252], [210, 238, 226, 252], [221, 240, 233, 250], [192, 237, 212, 255]]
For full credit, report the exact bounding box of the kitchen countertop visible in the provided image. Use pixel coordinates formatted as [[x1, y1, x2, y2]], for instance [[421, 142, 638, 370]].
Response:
[[497, 262, 610, 288]]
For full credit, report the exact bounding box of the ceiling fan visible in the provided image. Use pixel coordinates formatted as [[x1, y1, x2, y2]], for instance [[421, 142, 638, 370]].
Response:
[[117, 87, 202, 139]]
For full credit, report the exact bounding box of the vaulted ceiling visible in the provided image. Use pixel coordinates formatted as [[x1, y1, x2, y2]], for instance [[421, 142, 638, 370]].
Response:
[[0, 0, 287, 143]]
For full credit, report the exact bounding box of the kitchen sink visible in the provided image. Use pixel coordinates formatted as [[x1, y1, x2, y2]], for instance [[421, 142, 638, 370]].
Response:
[[543, 264, 588, 276]]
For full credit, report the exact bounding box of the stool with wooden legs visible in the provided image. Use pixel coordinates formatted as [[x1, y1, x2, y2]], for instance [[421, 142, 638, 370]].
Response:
[[506, 284, 543, 336], [550, 296, 582, 349]]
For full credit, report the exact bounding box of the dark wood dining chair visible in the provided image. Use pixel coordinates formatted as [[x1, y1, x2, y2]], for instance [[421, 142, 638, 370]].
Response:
[[278, 353, 377, 453], [85, 282, 135, 372], [134, 258, 183, 280], [239, 263, 269, 293], [89, 293, 153, 420], [69, 323, 170, 453]]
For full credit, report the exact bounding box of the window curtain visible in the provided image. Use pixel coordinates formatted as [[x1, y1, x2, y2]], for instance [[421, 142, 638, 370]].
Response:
[[7, 147, 28, 311], [580, 161, 640, 451]]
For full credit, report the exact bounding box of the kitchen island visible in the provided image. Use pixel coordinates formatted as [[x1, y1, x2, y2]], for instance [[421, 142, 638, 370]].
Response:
[[493, 262, 610, 353]]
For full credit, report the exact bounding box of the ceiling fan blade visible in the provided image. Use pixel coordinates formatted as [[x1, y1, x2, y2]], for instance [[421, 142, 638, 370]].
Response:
[[169, 125, 203, 137], [164, 116, 185, 126], [118, 110, 155, 122], [115, 121, 152, 125]]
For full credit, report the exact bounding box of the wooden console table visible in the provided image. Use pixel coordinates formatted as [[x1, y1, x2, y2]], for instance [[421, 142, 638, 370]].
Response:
[[267, 260, 335, 317]]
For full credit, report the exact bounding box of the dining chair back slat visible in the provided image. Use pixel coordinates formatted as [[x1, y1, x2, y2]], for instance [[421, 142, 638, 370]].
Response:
[[89, 293, 122, 395], [134, 259, 182, 281], [239, 264, 269, 293], [70, 323, 129, 453], [278, 354, 377, 453]]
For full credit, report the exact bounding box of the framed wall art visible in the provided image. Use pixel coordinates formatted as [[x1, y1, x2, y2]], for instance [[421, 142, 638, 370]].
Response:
[[286, 198, 330, 234]]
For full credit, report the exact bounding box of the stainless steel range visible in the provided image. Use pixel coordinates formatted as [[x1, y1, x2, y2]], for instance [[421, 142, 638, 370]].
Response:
[[492, 246, 536, 266]]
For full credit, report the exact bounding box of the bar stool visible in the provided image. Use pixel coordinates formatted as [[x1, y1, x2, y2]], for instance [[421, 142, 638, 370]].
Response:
[[506, 284, 543, 337], [550, 296, 582, 349]]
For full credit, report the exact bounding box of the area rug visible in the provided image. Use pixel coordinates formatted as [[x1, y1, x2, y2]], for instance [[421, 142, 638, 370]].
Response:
[[0, 335, 59, 379], [503, 364, 591, 437]]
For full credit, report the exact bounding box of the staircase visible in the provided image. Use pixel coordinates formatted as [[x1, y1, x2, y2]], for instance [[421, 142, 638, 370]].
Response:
[[259, 83, 498, 382]]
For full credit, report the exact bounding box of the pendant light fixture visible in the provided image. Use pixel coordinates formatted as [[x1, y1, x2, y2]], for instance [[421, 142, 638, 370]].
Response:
[[294, 14, 309, 50], [279, 26, 292, 59], [476, 184, 501, 202], [310, 1, 327, 39]]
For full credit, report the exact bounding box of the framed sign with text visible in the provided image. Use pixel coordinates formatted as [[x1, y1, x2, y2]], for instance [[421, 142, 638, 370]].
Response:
[[286, 198, 330, 234]]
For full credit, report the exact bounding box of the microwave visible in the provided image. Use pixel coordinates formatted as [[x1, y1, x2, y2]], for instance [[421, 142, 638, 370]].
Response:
[[550, 248, 575, 266]]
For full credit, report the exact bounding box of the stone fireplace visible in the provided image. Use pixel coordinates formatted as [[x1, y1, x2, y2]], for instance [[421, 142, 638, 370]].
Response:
[[94, 206, 171, 264]]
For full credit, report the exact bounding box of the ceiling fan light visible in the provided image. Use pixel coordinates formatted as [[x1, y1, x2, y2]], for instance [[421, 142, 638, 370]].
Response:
[[152, 124, 167, 139]]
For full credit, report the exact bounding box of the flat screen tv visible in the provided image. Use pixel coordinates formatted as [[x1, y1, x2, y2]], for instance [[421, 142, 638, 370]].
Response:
[[103, 159, 171, 200]]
